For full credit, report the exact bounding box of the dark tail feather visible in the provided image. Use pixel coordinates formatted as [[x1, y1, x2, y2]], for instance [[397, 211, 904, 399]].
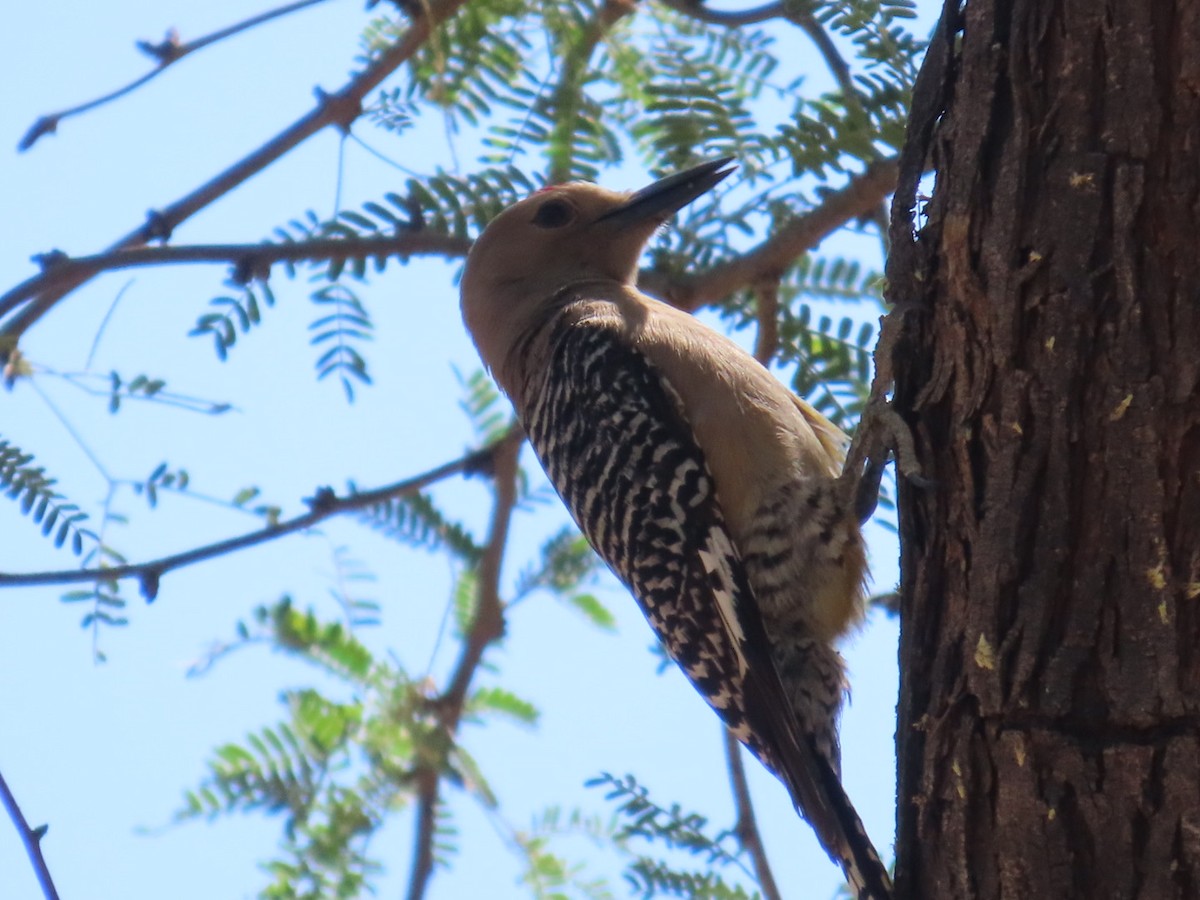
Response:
[[782, 741, 894, 900]]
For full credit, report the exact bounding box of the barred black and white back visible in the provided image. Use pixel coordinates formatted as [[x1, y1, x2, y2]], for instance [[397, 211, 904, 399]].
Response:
[[510, 299, 892, 900]]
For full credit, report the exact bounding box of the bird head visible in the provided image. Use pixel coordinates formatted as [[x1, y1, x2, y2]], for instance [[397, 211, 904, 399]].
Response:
[[460, 158, 736, 383]]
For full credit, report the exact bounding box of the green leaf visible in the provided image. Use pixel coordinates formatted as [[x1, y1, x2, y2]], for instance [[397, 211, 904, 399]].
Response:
[[467, 686, 539, 726], [0, 436, 93, 557], [232, 486, 260, 506], [563, 593, 616, 632]]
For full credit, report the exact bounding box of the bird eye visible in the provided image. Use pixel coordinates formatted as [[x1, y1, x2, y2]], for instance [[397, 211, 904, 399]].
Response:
[[531, 198, 575, 229]]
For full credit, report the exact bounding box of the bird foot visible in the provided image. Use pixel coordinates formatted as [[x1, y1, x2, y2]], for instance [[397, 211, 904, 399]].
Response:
[[843, 395, 927, 524]]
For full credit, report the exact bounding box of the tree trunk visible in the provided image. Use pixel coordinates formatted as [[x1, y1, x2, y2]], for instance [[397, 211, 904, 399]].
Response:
[[889, 2, 1200, 897]]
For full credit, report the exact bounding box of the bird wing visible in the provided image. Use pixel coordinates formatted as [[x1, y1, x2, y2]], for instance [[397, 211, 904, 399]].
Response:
[[516, 302, 892, 899]]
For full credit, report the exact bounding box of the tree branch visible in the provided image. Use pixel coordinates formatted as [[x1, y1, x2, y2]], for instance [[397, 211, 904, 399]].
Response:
[[3, 160, 896, 329], [723, 729, 782, 900], [752, 277, 780, 365], [1, 0, 470, 346], [406, 765, 442, 900], [641, 157, 899, 311], [0, 443, 499, 597], [656, 0, 787, 27], [546, 0, 637, 184], [439, 424, 522, 720], [779, 8, 897, 254], [0, 767, 59, 900], [0, 233, 472, 319], [19, 0, 334, 152], [658, 0, 854, 99], [406, 424, 523, 900], [786, 10, 855, 102]]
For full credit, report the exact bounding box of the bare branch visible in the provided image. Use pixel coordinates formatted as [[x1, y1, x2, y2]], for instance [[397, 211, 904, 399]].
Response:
[[19, 0, 334, 152], [0, 233, 472, 319], [439, 424, 522, 719], [723, 729, 782, 900], [787, 11, 855, 100], [656, 0, 787, 27], [658, 0, 854, 98], [641, 157, 899, 311], [0, 443, 500, 597], [1, 0, 470, 345], [406, 424, 523, 900], [0, 767, 59, 900]]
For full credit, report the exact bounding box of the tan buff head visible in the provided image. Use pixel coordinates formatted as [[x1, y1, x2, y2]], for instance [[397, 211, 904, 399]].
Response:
[[460, 159, 735, 386]]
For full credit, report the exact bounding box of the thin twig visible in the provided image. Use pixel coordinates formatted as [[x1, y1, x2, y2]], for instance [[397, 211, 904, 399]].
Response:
[[26, 377, 113, 482], [656, 0, 787, 28], [659, 0, 855, 102], [787, 11, 855, 101], [405, 424, 523, 900], [0, 443, 500, 596], [1, 0, 470, 344], [723, 730, 782, 900], [83, 279, 135, 370], [34, 366, 234, 415], [346, 129, 422, 177], [0, 767, 60, 900], [18, 0, 334, 151]]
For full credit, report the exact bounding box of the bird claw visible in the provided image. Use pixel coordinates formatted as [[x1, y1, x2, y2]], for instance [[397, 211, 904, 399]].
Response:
[[843, 396, 925, 524]]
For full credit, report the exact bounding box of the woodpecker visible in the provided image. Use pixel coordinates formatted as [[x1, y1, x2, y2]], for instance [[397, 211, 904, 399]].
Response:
[[460, 159, 892, 899]]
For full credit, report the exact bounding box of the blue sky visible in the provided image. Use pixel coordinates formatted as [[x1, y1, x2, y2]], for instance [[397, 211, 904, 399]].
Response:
[[0, 2, 925, 898]]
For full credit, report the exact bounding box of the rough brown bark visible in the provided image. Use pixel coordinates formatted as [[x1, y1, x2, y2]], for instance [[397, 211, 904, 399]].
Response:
[[889, 2, 1200, 898]]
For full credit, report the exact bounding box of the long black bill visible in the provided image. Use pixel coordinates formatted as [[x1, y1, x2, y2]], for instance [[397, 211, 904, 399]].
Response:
[[597, 157, 737, 226]]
